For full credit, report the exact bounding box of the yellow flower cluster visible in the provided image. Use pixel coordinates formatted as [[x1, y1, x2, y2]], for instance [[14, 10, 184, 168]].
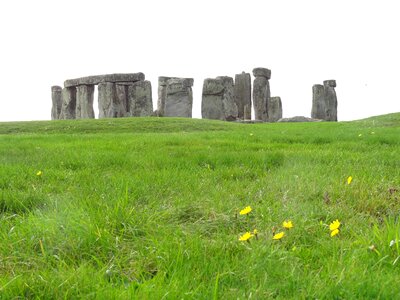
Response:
[[329, 219, 341, 237]]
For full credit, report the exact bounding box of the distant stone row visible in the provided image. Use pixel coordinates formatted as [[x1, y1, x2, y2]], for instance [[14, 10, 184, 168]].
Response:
[[51, 68, 337, 122]]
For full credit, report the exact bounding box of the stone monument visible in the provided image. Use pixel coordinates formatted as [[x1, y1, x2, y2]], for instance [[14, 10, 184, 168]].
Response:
[[234, 72, 252, 120], [164, 78, 194, 118], [252, 68, 271, 121]]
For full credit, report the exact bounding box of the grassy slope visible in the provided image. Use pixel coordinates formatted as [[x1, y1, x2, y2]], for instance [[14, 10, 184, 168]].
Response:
[[0, 113, 399, 299]]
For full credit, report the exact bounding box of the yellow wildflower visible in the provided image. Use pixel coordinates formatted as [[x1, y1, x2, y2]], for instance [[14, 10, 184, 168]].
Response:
[[36, 171, 42, 176], [253, 229, 258, 235], [347, 176, 353, 185], [272, 232, 285, 240], [283, 220, 293, 229], [239, 206, 252, 215], [329, 219, 340, 231], [330, 228, 339, 237], [239, 232, 254, 241]]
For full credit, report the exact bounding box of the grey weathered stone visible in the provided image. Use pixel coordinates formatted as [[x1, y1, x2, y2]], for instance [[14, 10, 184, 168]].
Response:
[[60, 87, 76, 119], [252, 67, 272, 122], [253, 76, 269, 121], [311, 84, 326, 120], [116, 84, 129, 114], [157, 76, 178, 116], [202, 76, 238, 121], [64, 73, 145, 88], [277, 116, 322, 122], [51, 86, 63, 120], [98, 82, 126, 118], [128, 80, 153, 117], [311, 80, 338, 121], [268, 97, 282, 122], [323, 80, 338, 121], [164, 78, 194, 118], [76, 85, 95, 119], [234, 72, 251, 120], [252, 67, 271, 79]]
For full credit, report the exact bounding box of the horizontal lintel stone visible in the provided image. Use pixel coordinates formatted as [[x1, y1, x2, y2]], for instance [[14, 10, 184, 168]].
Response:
[[64, 73, 145, 88], [252, 68, 271, 79]]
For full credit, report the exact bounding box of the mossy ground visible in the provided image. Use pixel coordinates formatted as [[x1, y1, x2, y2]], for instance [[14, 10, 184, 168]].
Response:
[[0, 113, 399, 299]]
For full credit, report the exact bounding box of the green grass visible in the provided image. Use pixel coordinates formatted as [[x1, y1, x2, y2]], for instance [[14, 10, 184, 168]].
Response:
[[0, 113, 399, 299]]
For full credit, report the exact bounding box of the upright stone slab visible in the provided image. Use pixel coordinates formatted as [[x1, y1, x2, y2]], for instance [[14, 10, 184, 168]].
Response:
[[252, 68, 271, 121], [323, 80, 338, 121], [311, 84, 326, 119], [128, 80, 153, 117], [98, 82, 126, 118], [51, 86, 63, 120], [311, 80, 338, 121], [202, 76, 238, 121], [234, 72, 251, 120], [60, 87, 77, 119], [76, 85, 95, 119], [268, 97, 282, 122], [164, 78, 194, 118], [116, 84, 129, 114], [157, 77, 177, 116]]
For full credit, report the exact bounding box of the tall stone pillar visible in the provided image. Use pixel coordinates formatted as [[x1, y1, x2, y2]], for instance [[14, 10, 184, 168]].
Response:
[[128, 80, 153, 117], [116, 84, 129, 114], [234, 72, 252, 120], [98, 82, 126, 118], [60, 87, 77, 119], [323, 80, 338, 121], [252, 68, 271, 121], [202, 76, 238, 121], [268, 97, 282, 122], [157, 77, 176, 116], [51, 86, 63, 120], [311, 84, 326, 120], [76, 85, 95, 119], [311, 80, 338, 121], [164, 78, 194, 118]]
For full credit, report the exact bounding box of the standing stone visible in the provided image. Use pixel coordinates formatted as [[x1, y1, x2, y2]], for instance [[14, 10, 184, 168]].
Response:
[[234, 72, 252, 120], [157, 77, 177, 116], [268, 97, 282, 122], [252, 68, 271, 121], [116, 84, 129, 114], [76, 85, 95, 119], [60, 87, 77, 119], [164, 78, 194, 118], [311, 80, 338, 121], [98, 82, 126, 118], [202, 76, 238, 121], [311, 84, 326, 120], [51, 86, 63, 120], [128, 80, 153, 117], [323, 80, 338, 121]]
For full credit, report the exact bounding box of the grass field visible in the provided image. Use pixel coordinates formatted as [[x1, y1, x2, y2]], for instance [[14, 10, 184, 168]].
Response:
[[0, 113, 399, 299]]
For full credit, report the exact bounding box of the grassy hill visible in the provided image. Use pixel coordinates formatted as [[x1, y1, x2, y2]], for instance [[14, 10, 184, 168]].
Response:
[[0, 113, 399, 299]]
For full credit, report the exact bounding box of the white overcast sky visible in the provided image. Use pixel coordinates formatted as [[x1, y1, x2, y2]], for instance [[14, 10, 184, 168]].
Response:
[[0, 0, 399, 122]]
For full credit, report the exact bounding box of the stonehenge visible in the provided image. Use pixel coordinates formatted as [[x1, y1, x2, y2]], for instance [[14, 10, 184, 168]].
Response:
[[52, 70, 338, 122], [311, 80, 338, 121], [57, 73, 149, 120]]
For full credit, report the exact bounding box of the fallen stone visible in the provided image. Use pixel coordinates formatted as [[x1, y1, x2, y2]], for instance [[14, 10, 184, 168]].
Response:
[[277, 116, 322, 122], [59, 87, 77, 119], [234, 72, 251, 120], [51, 86, 63, 120], [128, 80, 153, 117], [164, 78, 194, 118]]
